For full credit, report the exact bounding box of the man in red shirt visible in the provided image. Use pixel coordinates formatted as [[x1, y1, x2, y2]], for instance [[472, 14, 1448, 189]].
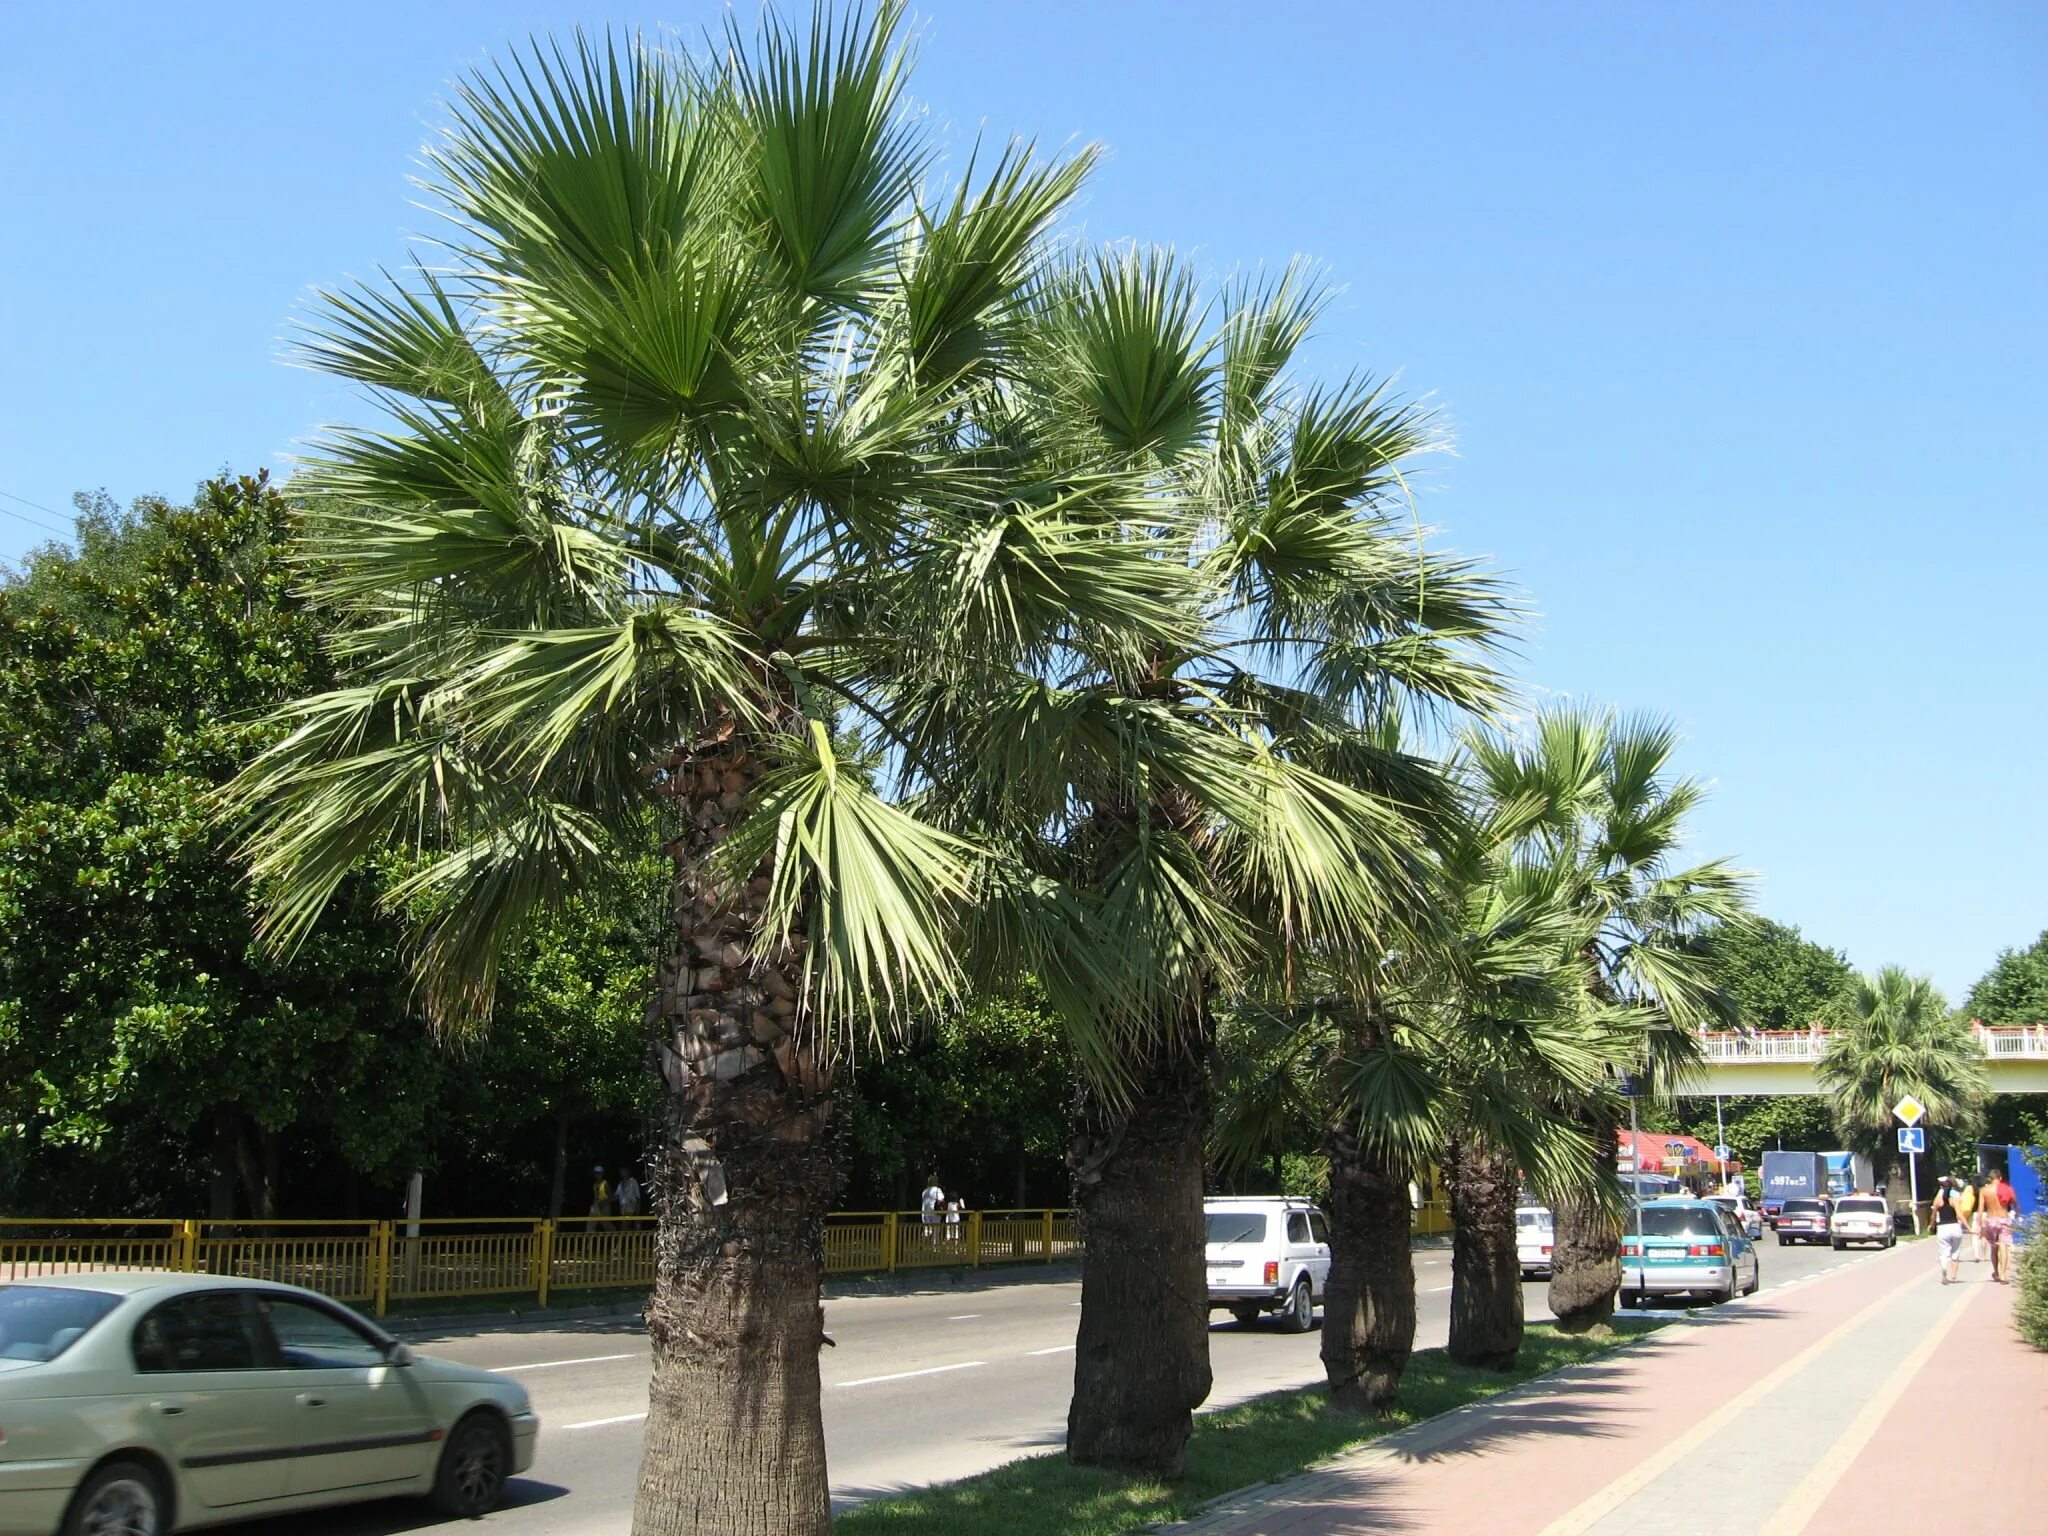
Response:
[[1979, 1167, 2019, 1283]]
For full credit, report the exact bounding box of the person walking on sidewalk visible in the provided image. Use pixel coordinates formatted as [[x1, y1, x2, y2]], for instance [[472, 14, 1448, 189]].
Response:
[[1979, 1166, 2019, 1283], [1931, 1176, 1966, 1284], [1955, 1174, 1981, 1262]]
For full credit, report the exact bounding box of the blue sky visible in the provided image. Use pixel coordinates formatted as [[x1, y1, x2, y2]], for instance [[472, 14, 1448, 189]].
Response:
[[4, 3, 2043, 998]]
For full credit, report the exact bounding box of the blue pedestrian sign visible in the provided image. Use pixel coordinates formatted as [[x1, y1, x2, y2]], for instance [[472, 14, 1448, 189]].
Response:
[[1897, 1126, 1926, 1154]]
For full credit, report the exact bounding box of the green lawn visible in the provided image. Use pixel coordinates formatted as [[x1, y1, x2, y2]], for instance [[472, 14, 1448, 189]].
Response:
[[836, 1320, 1665, 1536]]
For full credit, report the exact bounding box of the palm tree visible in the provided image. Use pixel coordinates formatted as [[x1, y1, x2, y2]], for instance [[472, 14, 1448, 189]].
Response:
[[1470, 708, 1749, 1334], [915, 255, 1513, 1471], [1819, 968, 1988, 1196], [222, 14, 1171, 1533]]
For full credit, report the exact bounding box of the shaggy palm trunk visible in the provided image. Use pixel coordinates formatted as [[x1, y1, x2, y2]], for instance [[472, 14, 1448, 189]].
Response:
[[1548, 1112, 1620, 1334], [633, 737, 839, 1536], [1320, 1117, 1416, 1412], [1445, 1135, 1523, 1370], [1066, 1019, 1214, 1476]]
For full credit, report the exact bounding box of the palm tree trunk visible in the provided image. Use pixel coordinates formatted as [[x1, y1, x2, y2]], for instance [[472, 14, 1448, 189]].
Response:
[[1320, 1117, 1415, 1411], [1066, 1018, 1214, 1476], [634, 740, 839, 1536], [1445, 1134, 1523, 1370], [1548, 1111, 1620, 1334]]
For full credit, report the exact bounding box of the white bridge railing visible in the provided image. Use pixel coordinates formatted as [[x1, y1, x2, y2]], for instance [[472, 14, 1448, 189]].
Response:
[[1698, 1025, 2048, 1064]]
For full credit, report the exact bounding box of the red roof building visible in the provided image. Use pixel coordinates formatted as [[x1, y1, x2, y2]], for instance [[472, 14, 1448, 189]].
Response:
[[1616, 1129, 1740, 1176]]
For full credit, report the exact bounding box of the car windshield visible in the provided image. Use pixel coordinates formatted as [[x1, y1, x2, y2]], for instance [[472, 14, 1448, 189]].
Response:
[[1516, 1211, 1552, 1231], [1206, 1212, 1267, 1245], [0, 1284, 120, 1364], [1634, 1207, 1724, 1239], [1836, 1199, 1887, 1215], [1783, 1200, 1826, 1214]]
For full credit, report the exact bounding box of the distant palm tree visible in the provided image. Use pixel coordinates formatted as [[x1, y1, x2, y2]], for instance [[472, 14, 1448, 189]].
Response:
[[1470, 708, 1749, 1333], [1819, 968, 1988, 1192]]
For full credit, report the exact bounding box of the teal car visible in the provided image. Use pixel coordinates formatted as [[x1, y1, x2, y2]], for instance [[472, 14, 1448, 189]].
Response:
[[1620, 1197, 1761, 1308], [0, 1271, 538, 1535]]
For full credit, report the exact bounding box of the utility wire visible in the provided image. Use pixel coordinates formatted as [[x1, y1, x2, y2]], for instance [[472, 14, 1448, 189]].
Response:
[[0, 489, 75, 538]]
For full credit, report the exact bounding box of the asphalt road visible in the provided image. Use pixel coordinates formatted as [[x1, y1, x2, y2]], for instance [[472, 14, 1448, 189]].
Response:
[[247, 1235, 1885, 1536]]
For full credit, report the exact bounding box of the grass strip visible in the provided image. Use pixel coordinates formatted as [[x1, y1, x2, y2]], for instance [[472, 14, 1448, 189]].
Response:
[[836, 1319, 1664, 1536]]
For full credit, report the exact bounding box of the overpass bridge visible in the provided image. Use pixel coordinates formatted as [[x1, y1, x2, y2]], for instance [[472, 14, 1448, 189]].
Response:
[[1678, 1024, 2048, 1097]]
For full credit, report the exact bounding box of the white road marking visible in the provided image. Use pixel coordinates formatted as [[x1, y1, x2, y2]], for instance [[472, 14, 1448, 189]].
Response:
[[1428, 1284, 1452, 1292], [947, 1314, 982, 1320], [1028, 1344, 1075, 1355], [563, 1412, 647, 1431], [501, 1352, 639, 1373], [837, 1360, 987, 1389]]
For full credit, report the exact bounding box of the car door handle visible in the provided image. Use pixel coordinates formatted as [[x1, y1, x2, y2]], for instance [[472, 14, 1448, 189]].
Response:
[[152, 1403, 186, 1417], [298, 1395, 327, 1409]]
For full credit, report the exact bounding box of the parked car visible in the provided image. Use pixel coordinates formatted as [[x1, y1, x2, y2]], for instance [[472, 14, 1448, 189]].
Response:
[[1708, 1193, 1764, 1240], [1516, 1206, 1555, 1278], [1775, 1196, 1834, 1246], [0, 1271, 537, 1536], [1204, 1197, 1330, 1332], [1829, 1195, 1896, 1250], [1620, 1198, 1760, 1308]]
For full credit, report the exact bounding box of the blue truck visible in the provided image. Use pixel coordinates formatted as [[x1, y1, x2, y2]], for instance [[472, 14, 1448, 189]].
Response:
[[1759, 1150, 1827, 1226]]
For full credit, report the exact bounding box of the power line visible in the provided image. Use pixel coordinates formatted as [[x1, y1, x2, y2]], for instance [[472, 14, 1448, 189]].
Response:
[[0, 489, 74, 538]]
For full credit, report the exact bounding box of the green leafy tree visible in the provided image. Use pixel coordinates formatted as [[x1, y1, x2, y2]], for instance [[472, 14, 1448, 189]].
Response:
[[1965, 932, 2048, 1027], [1691, 918, 1852, 1032], [1818, 967, 1989, 1192], [0, 477, 440, 1219]]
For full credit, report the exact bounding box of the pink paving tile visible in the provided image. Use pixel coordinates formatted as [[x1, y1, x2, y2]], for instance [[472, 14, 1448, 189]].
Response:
[[1802, 1275, 2048, 1536]]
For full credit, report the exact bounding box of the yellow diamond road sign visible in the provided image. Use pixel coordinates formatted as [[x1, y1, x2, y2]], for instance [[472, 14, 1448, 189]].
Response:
[[1893, 1095, 1926, 1127]]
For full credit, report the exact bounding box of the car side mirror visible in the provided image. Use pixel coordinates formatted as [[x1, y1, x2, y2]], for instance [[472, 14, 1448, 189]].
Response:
[[384, 1342, 416, 1367]]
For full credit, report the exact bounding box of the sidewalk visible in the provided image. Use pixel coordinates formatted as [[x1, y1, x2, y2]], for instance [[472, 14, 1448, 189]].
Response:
[[1164, 1243, 2046, 1535]]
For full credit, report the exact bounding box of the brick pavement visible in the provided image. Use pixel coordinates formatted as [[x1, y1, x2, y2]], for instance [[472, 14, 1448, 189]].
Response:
[[1162, 1241, 2043, 1536]]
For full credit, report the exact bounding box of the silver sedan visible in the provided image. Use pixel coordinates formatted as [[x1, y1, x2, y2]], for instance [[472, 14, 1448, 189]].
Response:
[[0, 1271, 538, 1535]]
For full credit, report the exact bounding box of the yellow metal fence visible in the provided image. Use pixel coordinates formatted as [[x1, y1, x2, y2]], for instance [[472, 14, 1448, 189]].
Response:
[[0, 1210, 1076, 1316], [3, 1202, 1444, 1317]]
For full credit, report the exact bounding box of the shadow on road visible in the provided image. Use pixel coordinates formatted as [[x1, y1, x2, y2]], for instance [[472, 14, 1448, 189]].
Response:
[[233, 1479, 570, 1535]]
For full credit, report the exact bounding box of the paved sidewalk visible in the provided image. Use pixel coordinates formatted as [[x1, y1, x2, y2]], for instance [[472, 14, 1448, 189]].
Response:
[[1165, 1243, 2043, 1535]]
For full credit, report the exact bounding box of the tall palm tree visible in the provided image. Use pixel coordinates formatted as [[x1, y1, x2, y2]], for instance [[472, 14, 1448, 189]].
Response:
[[917, 255, 1513, 1471], [1470, 708, 1749, 1333], [222, 14, 1171, 1533], [1819, 968, 1988, 1194]]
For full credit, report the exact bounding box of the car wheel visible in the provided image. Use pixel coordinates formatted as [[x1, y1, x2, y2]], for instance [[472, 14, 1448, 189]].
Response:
[[1278, 1276, 1314, 1334], [65, 1459, 166, 1536], [1230, 1304, 1261, 1327], [432, 1411, 513, 1518], [1776, 1235, 1789, 1246], [1742, 1263, 1760, 1296], [1831, 1239, 1845, 1251]]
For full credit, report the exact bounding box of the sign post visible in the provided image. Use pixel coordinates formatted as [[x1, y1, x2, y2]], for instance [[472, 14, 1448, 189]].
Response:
[[1619, 1073, 1647, 1303], [1893, 1097, 1926, 1234]]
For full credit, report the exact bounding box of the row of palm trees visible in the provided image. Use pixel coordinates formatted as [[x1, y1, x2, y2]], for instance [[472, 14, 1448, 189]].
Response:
[[221, 10, 1747, 1533]]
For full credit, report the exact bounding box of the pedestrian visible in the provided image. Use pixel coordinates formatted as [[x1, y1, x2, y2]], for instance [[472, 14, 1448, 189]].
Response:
[[946, 1195, 964, 1244], [589, 1164, 614, 1228], [1979, 1166, 2019, 1283], [1954, 1174, 1981, 1261], [1931, 1176, 1966, 1285], [921, 1173, 944, 1249], [616, 1163, 644, 1220]]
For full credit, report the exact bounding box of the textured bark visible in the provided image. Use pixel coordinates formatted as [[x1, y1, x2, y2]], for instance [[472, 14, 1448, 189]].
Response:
[[208, 1105, 237, 1220], [1445, 1135, 1523, 1371], [548, 1111, 570, 1221], [1066, 1022, 1214, 1476], [632, 735, 839, 1536], [1548, 1112, 1621, 1333], [1320, 1121, 1416, 1412]]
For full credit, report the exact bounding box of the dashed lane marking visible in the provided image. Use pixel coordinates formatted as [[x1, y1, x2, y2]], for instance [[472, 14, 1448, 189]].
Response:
[[1028, 1344, 1075, 1355], [564, 1412, 647, 1431], [501, 1352, 639, 1373], [837, 1360, 987, 1389]]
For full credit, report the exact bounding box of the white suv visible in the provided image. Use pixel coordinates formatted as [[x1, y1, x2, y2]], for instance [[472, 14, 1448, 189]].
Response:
[[1204, 1197, 1331, 1332]]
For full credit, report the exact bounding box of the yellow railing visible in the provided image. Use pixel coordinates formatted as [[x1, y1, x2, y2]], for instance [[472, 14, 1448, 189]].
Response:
[[0, 1210, 1076, 1315]]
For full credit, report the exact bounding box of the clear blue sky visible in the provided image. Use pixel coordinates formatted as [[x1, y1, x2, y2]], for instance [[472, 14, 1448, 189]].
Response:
[[4, 3, 2043, 998]]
